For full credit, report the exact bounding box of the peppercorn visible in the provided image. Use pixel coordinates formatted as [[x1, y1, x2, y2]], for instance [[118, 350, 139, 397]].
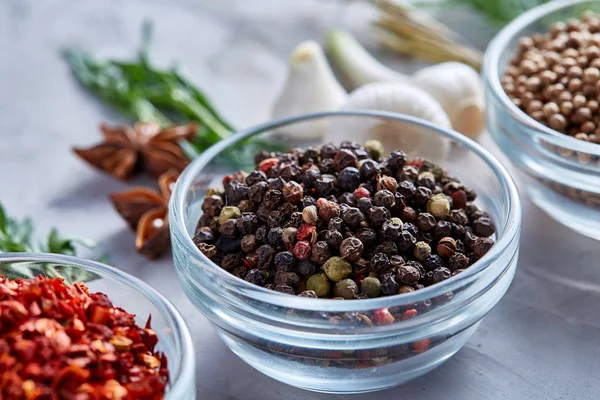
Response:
[[427, 193, 450, 219], [333, 148, 357, 170], [215, 236, 242, 254], [275, 271, 300, 287], [221, 253, 242, 270], [417, 171, 436, 188], [449, 209, 469, 225], [339, 237, 364, 261], [298, 290, 318, 298], [318, 200, 341, 221], [416, 213, 436, 232], [364, 139, 385, 159], [433, 220, 452, 238], [448, 252, 469, 271], [293, 240, 312, 260], [217, 206, 241, 225], [225, 180, 249, 205], [334, 279, 359, 299], [366, 206, 389, 227], [306, 273, 330, 297], [202, 195, 224, 217], [193, 227, 214, 244], [373, 190, 395, 209], [248, 181, 268, 203], [311, 241, 331, 264], [342, 207, 366, 228], [473, 217, 496, 237], [398, 165, 419, 182], [361, 276, 382, 298], [274, 251, 297, 272], [437, 237, 457, 257], [338, 167, 361, 192], [380, 273, 400, 296], [387, 150, 407, 171], [414, 241, 432, 261], [263, 189, 283, 209], [267, 177, 285, 191], [414, 187, 433, 205], [431, 267, 451, 284], [281, 227, 297, 247], [397, 230, 416, 252], [398, 285, 414, 294], [281, 181, 303, 204], [397, 264, 420, 285], [473, 237, 494, 259], [423, 254, 443, 272], [398, 180, 416, 198], [232, 266, 247, 279], [197, 243, 217, 259], [256, 244, 276, 269], [359, 159, 378, 180], [370, 252, 389, 272], [245, 269, 266, 286], [322, 256, 353, 281], [302, 205, 319, 225], [296, 259, 317, 276], [378, 176, 398, 193]]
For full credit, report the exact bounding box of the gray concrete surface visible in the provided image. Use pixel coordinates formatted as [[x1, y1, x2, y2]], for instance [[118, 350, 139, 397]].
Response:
[[1, 0, 599, 399]]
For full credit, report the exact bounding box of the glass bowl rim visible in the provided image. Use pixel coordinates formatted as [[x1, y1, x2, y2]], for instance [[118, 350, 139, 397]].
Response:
[[170, 110, 521, 311], [483, 0, 600, 156], [0, 252, 195, 399]]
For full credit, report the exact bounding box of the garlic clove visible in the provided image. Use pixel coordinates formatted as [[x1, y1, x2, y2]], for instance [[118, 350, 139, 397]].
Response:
[[326, 82, 452, 161], [271, 41, 347, 140], [412, 62, 485, 139]]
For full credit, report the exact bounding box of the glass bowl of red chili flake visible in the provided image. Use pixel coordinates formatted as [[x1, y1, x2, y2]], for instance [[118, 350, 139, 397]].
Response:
[[170, 111, 521, 393], [0, 253, 195, 399]]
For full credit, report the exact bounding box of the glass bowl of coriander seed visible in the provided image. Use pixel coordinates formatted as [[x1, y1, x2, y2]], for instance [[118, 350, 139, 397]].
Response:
[[169, 111, 521, 393], [484, 0, 600, 239]]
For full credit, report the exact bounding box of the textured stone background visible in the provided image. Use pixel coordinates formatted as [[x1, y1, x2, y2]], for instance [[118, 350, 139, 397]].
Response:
[[1, 0, 599, 399]]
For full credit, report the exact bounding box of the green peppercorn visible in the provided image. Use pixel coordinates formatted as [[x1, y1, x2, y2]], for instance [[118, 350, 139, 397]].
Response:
[[334, 279, 359, 299], [306, 273, 330, 297], [206, 187, 225, 197], [413, 241, 431, 261], [217, 206, 241, 225], [361, 276, 382, 298], [364, 139, 385, 159], [426, 193, 450, 219], [322, 256, 352, 282]]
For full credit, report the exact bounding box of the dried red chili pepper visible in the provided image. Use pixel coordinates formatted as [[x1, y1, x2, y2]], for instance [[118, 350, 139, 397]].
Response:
[[0, 274, 169, 400]]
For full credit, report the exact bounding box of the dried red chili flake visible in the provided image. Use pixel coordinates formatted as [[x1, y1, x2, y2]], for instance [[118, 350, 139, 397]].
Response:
[[401, 308, 418, 320], [258, 157, 280, 173], [0, 274, 169, 400], [373, 308, 395, 325], [412, 338, 431, 353], [406, 158, 424, 169]]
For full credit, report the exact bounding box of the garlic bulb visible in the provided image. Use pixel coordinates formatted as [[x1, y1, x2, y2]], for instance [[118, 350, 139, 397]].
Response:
[[326, 82, 452, 161], [327, 30, 485, 139], [271, 41, 347, 140], [413, 62, 485, 139]]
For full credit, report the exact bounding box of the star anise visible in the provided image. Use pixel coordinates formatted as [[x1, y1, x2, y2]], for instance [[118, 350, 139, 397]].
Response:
[[110, 169, 179, 259], [74, 122, 197, 180]]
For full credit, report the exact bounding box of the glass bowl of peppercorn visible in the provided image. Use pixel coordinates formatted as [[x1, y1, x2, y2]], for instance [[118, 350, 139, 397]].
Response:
[[484, 0, 600, 239], [0, 253, 195, 399], [170, 110, 521, 393]]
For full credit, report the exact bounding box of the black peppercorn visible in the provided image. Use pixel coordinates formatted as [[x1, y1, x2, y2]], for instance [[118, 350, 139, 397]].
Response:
[[473, 217, 496, 237], [340, 237, 364, 261], [300, 168, 321, 187], [416, 213, 436, 232], [338, 167, 361, 192], [274, 251, 296, 271], [267, 177, 285, 191], [225, 180, 249, 205], [374, 190, 395, 209], [279, 162, 301, 181], [248, 181, 268, 203], [448, 252, 469, 271], [431, 267, 451, 284], [215, 236, 242, 254], [232, 266, 247, 279], [433, 220, 452, 238], [367, 206, 390, 227], [328, 217, 344, 231], [396, 230, 416, 252], [451, 223, 466, 240], [380, 220, 402, 242], [311, 241, 331, 264], [401, 206, 416, 222], [370, 252, 390, 272], [387, 150, 407, 171], [403, 222, 418, 237], [197, 243, 217, 259], [263, 189, 282, 209], [414, 187, 433, 205], [333, 148, 357, 170], [320, 143, 337, 159], [256, 244, 276, 269], [342, 207, 366, 228], [359, 159, 379, 180], [397, 264, 420, 285], [245, 269, 266, 286], [423, 254, 443, 272], [296, 260, 317, 276], [357, 197, 373, 214], [449, 209, 469, 225], [337, 192, 356, 206], [201, 195, 224, 217], [275, 284, 296, 294], [275, 271, 300, 287], [380, 273, 400, 296], [221, 253, 242, 270], [355, 227, 377, 247], [236, 212, 260, 235], [315, 177, 336, 197], [324, 229, 344, 249], [246, 170, 267, 186], [193, 227, 214, 245], [375, 241, 398, 256], [473, 237, 494, 259], [398, 180, 416, 199], [317, 158, 334, 174], [240, 234, 258, 253]]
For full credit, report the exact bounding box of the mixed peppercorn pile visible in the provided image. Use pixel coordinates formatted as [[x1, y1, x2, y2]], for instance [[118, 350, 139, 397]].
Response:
[[0, 275, 168, 399], [194, 140, 496, 299]]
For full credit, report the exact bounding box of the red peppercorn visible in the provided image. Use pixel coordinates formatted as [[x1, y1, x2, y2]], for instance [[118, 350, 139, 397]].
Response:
[[316, 197, 328, 208], [353, 187, 370, 199], [258, 157, 280, 173], [354, 275, 366, 286], [451, 190, 468, 209], [373, 308, 395, 325], [412, 338, 431, 353], [296, 223, 316, 241], [406, 158, 424, 169], [401, 308, 418, 320], [293, 240, 312, 260]]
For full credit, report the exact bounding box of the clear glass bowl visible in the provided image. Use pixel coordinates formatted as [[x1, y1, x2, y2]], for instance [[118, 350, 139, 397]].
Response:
[[169, 111, 521, 393], [483, 0, 600, 240], [0, 252, 196, 399]]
